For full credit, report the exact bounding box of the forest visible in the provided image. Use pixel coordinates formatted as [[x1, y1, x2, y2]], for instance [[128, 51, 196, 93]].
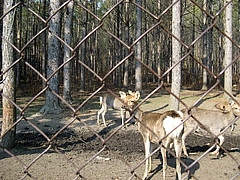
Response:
[[0, 0, 240, 172], [1, 0, 239, 92], [1, 2, 240, 179]]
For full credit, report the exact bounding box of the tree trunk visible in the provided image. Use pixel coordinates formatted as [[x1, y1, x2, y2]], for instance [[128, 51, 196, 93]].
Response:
[[157, 0, 161, 85], [123, 1, 130, 91], [80, 1, 87, 91], [201, 0, 208, 90], [135, 0, 142, 91], [1, 0, 16, 149], [170, 0, 181, 110], [63, 1, 74, 103], [208, 0, 213, 87], [224, 0, 232, 99], [42, 0, 47, 88], [16, 5, 22, 86], [40, 0, 62, 114]]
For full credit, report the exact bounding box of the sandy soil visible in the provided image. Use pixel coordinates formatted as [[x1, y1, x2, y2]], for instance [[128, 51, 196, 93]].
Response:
[[0, 90, 240, 180]]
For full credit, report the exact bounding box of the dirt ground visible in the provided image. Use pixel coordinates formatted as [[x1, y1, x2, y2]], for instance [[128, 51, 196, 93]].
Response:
[[0, 90, 240, 180]]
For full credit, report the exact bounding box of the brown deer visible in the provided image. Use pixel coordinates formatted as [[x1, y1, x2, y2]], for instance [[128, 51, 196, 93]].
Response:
[[182, 99, 240, 158], [97, 90, 140, 127], [134, 108, 184, 180]]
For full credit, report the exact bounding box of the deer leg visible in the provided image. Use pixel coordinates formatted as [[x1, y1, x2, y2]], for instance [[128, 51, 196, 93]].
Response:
[[211, 135, 224, 157], [174, 138, 182, 180], [148, 142, 153, 173], [182, 128, 193, 157], [97, 105, 105, 126], [120, 108, 126, 126], [161, 145, 167, 180], [143, 137, 151, 180], [101, 104, 107, 127]]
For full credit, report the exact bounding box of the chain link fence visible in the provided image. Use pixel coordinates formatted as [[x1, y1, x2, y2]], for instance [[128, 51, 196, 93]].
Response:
[[0, 0, 240, 179]]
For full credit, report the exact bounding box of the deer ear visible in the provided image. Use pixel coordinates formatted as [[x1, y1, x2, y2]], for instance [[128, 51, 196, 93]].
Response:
[[119, 91, 126, 98], [135, 91, 140, 100]]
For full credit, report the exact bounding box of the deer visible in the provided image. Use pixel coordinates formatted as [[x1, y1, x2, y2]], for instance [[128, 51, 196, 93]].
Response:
[[214, 100, 240, 131], [97, 90, 140, 127], [133, 108, 184, 180], [181, 99, 240, 158]]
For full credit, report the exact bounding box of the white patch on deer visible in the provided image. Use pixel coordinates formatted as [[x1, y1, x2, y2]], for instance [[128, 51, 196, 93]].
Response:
[[163, 116, 183, 138]]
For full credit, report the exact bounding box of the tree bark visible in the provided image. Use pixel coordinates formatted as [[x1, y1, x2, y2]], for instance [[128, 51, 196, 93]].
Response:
[[123, 1, 130, 91], [40, 0, 62, 114], [80, 1, 87, 91], [135, 0, 142, 91], [41, 0, 47, 88], [224, 0, 232, 99], [201, 0, 208, 90], [63, 1, 74, 103], [1, 0, 16, 149], [170, 0, 181, 110]]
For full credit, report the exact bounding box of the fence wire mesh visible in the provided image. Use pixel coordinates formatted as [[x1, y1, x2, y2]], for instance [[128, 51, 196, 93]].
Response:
[[0, 0, 240, 179]]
